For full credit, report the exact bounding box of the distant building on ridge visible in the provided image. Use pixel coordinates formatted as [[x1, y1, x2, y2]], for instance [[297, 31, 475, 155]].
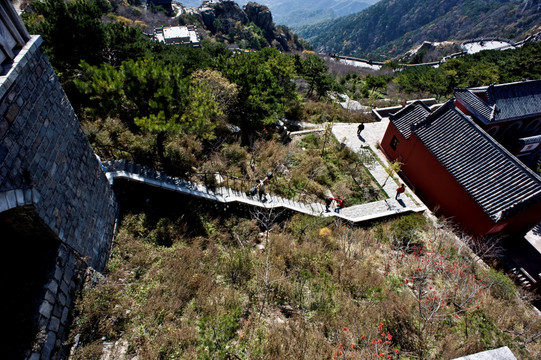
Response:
[[153, 25, 200, 47]]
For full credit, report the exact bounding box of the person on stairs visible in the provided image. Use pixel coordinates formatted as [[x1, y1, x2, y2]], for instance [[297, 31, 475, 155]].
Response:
[[334, 198, 345, 213]]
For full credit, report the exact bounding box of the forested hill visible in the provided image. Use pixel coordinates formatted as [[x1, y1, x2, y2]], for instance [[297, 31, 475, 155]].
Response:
[[296, 0, 541, 59]]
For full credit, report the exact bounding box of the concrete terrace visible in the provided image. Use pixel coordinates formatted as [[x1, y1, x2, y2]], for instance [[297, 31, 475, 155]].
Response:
[[102, 120, 425, 223], [332, 121, 427, 219]]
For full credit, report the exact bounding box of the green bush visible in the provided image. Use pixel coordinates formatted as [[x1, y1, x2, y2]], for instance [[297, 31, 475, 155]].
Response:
[[486, 269, 516, 301], [389, 213, 427, 250]]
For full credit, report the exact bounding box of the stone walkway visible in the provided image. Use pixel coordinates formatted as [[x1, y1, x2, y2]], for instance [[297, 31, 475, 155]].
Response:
[[102, 120, 426, 223], [332, 122, 427, 218]]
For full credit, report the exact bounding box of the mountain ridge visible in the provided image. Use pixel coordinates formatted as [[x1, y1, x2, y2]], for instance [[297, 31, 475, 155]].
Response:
[[296, 0, 541, 59], [179, 0, 380, 27]]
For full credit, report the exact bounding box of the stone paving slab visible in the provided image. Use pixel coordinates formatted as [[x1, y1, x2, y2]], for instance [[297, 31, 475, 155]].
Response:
[[332, 122, 427, 213]]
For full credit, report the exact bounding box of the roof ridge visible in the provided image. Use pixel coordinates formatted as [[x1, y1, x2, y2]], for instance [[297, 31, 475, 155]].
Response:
[[411, 99, 454, 131], [389, 100, 430, 121]]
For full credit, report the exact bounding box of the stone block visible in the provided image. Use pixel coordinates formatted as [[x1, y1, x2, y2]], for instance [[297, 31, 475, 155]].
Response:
[[39, 300, 53, 319], [15, 188, 24, 206], [0, 119, 9, 139], [52, 302, 62, 319], [32, 188, 40, 203], [0, 192, 9, 212], [47, 279, 59, 296], [5, 189, 16, 210], [44, 289, 55, 304], [61, 307, 70, 324], [41, 331, 57, 360], [5, 103, 19, 123], [24, 188, 33, 205], [60, 280, 70, 298]]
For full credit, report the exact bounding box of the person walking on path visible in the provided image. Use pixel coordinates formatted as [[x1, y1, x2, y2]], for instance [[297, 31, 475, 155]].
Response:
[[325, 197, 333, 212], [334, 198, 345, 213], [395, 184, 406, 200], [258, 179, 266, 201], [357, 123, 365, 138]]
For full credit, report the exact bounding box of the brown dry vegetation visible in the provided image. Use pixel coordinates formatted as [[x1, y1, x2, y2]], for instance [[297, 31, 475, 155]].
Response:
[[69, 208, 541, 360]]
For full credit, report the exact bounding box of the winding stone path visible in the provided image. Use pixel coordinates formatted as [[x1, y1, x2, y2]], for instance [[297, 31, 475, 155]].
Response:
[[102, 121, 426, 223]]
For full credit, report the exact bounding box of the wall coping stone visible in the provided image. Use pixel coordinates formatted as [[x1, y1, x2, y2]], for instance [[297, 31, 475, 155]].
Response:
[[0, 35, 42, 100], [0, 188, 40, 213]]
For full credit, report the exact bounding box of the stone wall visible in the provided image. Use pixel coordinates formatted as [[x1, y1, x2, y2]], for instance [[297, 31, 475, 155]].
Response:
[[0, 35, 118, 269], [0, 35, 118, 359]]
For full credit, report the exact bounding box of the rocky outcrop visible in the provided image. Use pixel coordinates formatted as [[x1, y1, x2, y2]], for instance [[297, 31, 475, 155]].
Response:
[[244, 2, 273, 33], [198, 0, 305, 52], [200, 0, 248, 34]]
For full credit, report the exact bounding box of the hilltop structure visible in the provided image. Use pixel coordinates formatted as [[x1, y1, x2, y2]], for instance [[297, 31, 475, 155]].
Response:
[[153, 25, 200, 46], [380, 81, 541, 237]]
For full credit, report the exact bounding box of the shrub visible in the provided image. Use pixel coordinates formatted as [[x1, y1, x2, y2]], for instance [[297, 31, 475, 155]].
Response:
[[485, 269, 516, 301], [221, 248, 254, 287], [389, 213, 427, 250]]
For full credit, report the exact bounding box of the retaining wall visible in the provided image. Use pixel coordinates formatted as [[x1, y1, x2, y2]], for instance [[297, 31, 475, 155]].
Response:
[[0, 35, 118, 359]]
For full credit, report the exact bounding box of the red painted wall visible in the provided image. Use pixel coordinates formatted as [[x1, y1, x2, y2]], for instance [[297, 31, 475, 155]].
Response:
[[381, 121, 541, 236], [380, 122, 414, 163], [401, 134, 497, 236]]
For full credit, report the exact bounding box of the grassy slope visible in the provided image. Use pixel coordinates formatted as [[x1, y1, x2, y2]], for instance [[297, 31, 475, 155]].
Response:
[[68, 190, 541, 359]]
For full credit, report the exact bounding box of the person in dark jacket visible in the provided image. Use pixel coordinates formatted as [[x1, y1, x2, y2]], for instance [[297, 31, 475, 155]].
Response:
[[357, 123, 365, 138]]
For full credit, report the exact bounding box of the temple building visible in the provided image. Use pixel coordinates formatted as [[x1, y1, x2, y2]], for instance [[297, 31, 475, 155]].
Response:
[[380, 81, 541, 237]]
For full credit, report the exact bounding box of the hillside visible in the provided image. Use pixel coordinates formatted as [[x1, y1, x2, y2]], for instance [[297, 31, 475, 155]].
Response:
[[196, 1, 306, 51], [180, 1, 380, 28], [296, 0, 541, 59]]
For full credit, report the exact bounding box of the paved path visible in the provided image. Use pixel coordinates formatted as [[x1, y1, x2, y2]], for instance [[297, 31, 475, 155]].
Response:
[[332, 122, 427, 215], [102, 120, 426, 223]]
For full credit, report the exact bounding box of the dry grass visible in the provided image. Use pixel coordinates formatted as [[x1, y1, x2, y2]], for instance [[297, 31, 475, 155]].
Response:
[[69, 209, 541, 360]]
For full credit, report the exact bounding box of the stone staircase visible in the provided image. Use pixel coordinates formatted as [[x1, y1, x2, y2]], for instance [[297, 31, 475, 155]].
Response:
[[102, 160, 424, 223]]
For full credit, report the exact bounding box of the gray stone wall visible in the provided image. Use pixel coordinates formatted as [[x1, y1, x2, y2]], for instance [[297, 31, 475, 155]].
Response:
[[0, 35, 118, 358], [0, 35, 118, 270]]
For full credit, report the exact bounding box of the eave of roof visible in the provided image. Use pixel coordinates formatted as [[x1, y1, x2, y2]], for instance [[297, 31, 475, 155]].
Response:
[[455, 79, 541, 123], [411, 100, 541, 222], [389, 101, 431, 139]]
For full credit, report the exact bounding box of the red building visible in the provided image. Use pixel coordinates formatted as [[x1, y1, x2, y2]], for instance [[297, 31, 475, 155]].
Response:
[[380, 99, 541, 236]]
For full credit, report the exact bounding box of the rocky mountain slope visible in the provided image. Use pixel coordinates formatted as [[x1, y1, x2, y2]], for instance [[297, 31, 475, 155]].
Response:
[[197, 1, 306, 51], [180, 0, 380, 28], [296, 0, 541, 59]]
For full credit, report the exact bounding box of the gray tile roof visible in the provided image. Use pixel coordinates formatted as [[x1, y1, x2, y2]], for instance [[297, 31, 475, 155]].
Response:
[[412, 100, 541, 222], [389, 101, 431, 139], [454, 88, 493, 121], [455, 80, 541, 123]]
